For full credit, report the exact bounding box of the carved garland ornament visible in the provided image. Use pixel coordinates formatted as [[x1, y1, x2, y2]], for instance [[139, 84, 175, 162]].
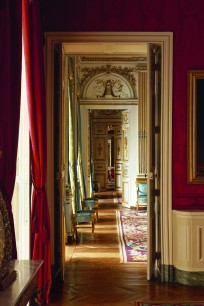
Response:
[[80, 65, 136, 88]]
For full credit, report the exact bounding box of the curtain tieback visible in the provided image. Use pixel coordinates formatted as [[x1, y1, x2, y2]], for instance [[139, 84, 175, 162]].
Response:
[[34, 186, 45, 194]]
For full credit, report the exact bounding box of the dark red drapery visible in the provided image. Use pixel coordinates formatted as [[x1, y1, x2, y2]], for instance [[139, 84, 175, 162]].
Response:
[[22, 0, 52, 304], [0, 0, 22, 259]]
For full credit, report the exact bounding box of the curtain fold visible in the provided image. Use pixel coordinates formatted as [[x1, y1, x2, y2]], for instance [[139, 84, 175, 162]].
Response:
[[68, 57, 82, 212], [76, 68, 86, 200], [0, 0, 22, 258], [68, 62, 77, 213], [89, 111, 94, 195], [22, 0, 51, 304]]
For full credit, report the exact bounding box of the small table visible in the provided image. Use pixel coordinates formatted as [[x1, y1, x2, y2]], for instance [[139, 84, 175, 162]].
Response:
[[0, 259, 43, 306]]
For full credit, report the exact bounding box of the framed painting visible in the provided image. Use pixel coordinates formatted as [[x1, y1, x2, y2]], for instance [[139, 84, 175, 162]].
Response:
[[188, 70, 204, 183]]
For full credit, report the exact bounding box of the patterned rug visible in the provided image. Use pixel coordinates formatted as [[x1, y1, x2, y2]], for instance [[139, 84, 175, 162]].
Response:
[[117, 210, 147, 263], [114, 196, 122, 204], [135, 302, 204, 306]]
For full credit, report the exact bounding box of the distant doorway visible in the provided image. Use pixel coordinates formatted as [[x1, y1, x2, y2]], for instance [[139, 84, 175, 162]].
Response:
[[45, 31, 173, 282]]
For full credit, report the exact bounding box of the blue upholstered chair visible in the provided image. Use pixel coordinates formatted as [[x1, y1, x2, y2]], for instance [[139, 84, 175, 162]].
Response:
[[83, 197, 98, 219], [73, 209, 95, 240], [73, 197, 98, 240], [136, 178, 147, 211]]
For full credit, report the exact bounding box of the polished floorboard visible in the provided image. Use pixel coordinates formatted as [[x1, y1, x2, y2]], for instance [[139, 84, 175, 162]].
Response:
[[49, 192, 204, 306]]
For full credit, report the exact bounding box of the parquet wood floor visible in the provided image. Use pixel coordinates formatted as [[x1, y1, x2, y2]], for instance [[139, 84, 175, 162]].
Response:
[[49, 192, 204, 306]]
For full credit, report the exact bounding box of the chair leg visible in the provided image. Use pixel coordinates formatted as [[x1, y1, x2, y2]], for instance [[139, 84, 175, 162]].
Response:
[[91, 215, 95, 239], [96, 200, 99, 219], [73, 220, 77, 240], [94, 207, 98, 220]]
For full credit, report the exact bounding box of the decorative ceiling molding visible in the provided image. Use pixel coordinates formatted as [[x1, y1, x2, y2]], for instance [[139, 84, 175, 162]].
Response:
[[80, 56, 147, 63], [92, 109, 122, 118], [136, 63, 147, 71], [75, 55, 147, 100], [79, 99, 138, 106]]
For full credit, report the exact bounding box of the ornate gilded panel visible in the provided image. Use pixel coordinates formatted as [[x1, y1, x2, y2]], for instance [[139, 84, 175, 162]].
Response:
[[122, 111, 129, 125], [115, 137, 122, 160], [94, 127, 106, 135], [94, 137, 106, 160], [115, 127, 122, 135], [95, 173, 107, 189], [115, 162, 122, 171], [123, 130, 129, 161], [123, 164, 129, 178], [94, 163, 106, 172]]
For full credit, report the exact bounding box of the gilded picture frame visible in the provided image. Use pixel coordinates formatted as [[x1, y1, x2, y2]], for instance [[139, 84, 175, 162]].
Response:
[[0, 192, 12, 280], [188, 70, 204, 183]]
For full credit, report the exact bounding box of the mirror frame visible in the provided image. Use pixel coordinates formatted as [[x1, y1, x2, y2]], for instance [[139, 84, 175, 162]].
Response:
[[0, 192, 12, 280], [188, 70, 204, 183]]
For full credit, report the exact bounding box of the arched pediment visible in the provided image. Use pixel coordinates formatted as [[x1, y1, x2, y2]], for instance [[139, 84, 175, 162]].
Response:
[[82, 72, 136, 99]]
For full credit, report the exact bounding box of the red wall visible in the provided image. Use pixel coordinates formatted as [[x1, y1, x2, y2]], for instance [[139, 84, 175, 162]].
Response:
[[43, 0, 204, 210]]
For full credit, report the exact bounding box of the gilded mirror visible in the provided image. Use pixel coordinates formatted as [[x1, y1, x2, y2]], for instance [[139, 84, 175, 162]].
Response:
[[188, 70, 204, 183]]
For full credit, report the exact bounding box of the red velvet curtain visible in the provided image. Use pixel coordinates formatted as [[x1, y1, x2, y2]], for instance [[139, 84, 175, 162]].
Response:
[[0, 0, 22, 259], [22, 0, 52, 304]]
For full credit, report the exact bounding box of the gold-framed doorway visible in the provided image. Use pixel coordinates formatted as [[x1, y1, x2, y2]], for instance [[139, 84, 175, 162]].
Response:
[[44, 32, 173, 282]]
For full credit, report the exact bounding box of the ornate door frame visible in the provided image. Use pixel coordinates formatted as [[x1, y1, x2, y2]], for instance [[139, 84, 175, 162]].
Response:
[[45, 32, 173, 280]]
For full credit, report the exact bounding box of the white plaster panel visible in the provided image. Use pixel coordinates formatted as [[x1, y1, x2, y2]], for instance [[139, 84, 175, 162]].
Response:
[[122, 181, 129, 204], [173, 210, 204, 271]]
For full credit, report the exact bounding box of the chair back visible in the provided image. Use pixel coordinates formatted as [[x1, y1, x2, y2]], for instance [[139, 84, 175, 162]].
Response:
[[83, 197, 97, 209], [136, 178, 147, 206]]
